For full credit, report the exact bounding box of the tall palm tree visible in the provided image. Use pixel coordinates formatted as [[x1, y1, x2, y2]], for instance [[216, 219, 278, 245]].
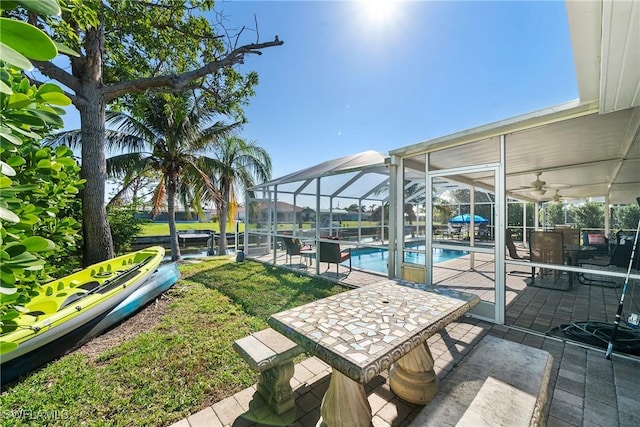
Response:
[[51, 92, 238, 261], [204, 136, 271, 255], [108, 94, 243, 261]]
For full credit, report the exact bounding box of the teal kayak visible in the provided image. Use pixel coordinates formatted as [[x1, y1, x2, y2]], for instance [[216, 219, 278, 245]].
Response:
[[1, 246, 164, 385], [80, 262, 180, 344]]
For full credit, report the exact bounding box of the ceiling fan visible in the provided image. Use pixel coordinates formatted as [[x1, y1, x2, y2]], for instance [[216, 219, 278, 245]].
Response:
[[512, 172, 547, 196], [550, 189, 565, 203]]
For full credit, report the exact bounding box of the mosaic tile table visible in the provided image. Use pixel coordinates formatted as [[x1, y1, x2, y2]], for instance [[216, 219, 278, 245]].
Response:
[[268, 280, 480, 427]]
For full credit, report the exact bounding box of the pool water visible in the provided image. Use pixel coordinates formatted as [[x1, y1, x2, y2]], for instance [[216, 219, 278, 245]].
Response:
[[348, 246, 467, 274]]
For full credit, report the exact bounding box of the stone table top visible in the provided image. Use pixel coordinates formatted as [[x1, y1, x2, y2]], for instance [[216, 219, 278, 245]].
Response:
[[268, 280, 480, 383]]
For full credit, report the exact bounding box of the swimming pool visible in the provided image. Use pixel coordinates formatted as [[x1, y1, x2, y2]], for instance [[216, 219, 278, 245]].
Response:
[[349, 246, 467, 274]]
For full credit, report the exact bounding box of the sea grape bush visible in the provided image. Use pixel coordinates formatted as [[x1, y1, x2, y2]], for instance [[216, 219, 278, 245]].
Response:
[[0, 0, 84, 321]]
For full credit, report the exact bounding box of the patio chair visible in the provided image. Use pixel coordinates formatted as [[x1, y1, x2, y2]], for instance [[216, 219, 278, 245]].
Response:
[[554, 227, 581, 247], [505, 228, 531, 277], [448, 224, 462, 239], [476, 224, 491, 240], [528, 231, 571, 290], [580, 231, 611, 258], [506, 228, 528, 260], [281, 236, 312, 266], [318, 237, 351, 275]]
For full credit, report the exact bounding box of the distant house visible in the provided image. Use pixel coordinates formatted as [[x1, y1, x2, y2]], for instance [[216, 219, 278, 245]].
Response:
[[241, 203, 371, 225], [136, 209, 215, 223], [319, 208, 372, 224], [248, 201, 305, 224]]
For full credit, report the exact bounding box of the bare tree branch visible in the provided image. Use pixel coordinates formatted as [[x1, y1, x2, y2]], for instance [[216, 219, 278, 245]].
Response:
[[254, 14, 260, 44], [102, 37, 283, 102], [31, 60, 82, 93]]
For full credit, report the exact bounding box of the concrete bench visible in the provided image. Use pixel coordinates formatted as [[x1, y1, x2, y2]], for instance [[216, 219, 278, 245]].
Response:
[[409, 335, 553, 427], [232, 328, 305, 414]]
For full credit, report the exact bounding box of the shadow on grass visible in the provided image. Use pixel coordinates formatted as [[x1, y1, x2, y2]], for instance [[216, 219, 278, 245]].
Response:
[[187, 260, 347, 320]]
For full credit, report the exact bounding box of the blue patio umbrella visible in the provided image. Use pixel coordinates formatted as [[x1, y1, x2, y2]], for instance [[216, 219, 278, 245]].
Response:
[[448, 214, 489, 224]]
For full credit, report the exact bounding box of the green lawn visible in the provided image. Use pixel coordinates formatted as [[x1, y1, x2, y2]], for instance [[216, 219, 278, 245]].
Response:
[[138, 221, 383, 236], [0, 259, 347, 427], [139, 222, 228, 236]]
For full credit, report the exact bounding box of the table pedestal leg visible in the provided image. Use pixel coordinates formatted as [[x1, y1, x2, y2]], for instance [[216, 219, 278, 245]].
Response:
[[257, 360, 296, 415], [318, 370, 371, 427], [389, 342, 438, 404]]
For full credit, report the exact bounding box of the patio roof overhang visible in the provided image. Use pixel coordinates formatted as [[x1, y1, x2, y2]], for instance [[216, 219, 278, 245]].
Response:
[[390, 101, 639, 205], [390, 0, 640, 205]]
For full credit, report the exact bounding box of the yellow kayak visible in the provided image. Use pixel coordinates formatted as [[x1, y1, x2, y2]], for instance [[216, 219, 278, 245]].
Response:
[[1, 246, 164, 385]]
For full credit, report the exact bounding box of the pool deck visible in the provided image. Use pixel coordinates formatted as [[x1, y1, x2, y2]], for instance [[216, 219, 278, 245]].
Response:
[[170, 252, 640, 427]]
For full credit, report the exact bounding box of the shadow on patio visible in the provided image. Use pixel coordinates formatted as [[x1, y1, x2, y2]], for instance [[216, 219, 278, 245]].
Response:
[[171, 254, 640, 426]]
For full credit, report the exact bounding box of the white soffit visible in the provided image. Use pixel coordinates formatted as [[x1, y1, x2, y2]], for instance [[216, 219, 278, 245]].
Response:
[[567, 0, 640, 113], [566, 0, 601, 103], [600, 0, 640, 113]]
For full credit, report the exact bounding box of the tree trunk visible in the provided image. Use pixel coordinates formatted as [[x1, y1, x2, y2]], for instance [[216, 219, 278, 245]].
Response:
[[167, 181, 182, 261], [218, 188, 229, 256], [72, 23, 115, 266], [79, 96, 115, 266]]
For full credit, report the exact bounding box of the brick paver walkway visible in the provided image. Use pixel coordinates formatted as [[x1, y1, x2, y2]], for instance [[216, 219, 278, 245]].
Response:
[[169, 255, 640, 426]]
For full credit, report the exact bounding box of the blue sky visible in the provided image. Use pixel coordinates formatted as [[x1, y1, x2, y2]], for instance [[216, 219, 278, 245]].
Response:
[[62, 0, 577, 181]]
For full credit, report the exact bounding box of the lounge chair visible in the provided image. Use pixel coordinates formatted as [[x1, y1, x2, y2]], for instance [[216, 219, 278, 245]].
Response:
[[318, 237, 351, 275], [448, 224, 462, 239], [281, 236, 312, 266], [506, 228, 529, 260]]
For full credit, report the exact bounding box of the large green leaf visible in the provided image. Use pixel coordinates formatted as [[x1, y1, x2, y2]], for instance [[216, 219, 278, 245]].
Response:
[[0, 206, 19, 223], [0, 184, 39, 193], [38, 91, 71, 106], [0, 160, 16, 176], [0, 309, 20, 322], [4, 243, 26, 258], [0, 130, 24, 147], [4, 123, 40, 140], [53, 40, 80, 57], [20, 213, 40, 225], [37, 83, 64, 94], [2, 111, 45, 127], [7, 92, 33, 109], [0, 79, 11, 94], [5, 155, 25, 167], [0, 18, 57, 61], [10, 0, 61, 16], [26, 108, 64, 127], [0, 175, 13, 188], [56, 158, 77, 167], [0, 286, 18, 296], [0, 41, 33, 70]]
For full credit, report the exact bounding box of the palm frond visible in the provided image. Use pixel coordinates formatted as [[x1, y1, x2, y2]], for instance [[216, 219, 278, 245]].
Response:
[[150, 180, 167, 216], [44, 129, 83, 150], [106, 110, 158, 148], [104, 129, 150, 155], [106, 153, 150, 178]]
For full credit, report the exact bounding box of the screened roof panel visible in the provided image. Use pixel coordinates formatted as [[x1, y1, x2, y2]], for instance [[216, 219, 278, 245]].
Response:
[[250, 150, 394, 201], [253, 150, 388, 189]]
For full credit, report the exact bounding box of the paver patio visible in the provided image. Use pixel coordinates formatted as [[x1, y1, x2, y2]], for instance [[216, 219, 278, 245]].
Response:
[[170, 253, 640, 426]]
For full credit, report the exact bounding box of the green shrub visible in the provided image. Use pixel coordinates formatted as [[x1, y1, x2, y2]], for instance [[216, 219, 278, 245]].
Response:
[[0, 1, 83, 321], [108, 206, 147, 254]]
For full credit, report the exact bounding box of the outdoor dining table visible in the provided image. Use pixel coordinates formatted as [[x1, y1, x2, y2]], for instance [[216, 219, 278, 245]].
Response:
[[267, 280, 480, 427]]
